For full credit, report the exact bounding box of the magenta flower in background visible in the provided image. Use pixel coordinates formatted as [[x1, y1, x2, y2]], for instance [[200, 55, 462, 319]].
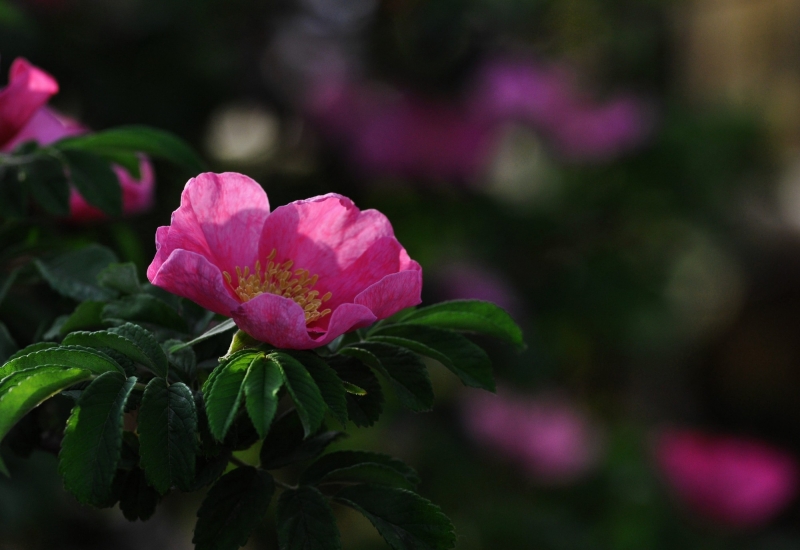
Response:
[[147, 172, 422, 349], [462, 388, 604, 484], [471, 57, 652, 162], [307, 80, 497, 181], [654, 429, 799, 529], [0, 57, 154, 220]]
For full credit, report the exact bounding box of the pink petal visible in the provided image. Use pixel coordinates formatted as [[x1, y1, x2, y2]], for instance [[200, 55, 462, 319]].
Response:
[[159, 172, 269, 279], [232, 293, 377, 349], [0, 58, 59, 148], [353, 268, 423, 320], [2, 106, 84, 152], [149, 249, 240, 316], [69, 156, 155, 221], [258, 194, 395, 280], [322, 236, 415, 309], [147, 226, 172, 282]]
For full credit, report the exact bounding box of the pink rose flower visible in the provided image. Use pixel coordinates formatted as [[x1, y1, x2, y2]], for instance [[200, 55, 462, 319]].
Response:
[[654, 429, 799, 529], [0, 57, 154, 220], [147, 172, 422, 349], [462, 388, 604, 484]]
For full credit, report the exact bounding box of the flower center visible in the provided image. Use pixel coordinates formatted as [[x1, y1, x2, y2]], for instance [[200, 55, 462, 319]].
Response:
[[223, 249, 332, 325]]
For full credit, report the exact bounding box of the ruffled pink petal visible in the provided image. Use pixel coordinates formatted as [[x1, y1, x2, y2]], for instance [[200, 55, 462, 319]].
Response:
[[258, 194, 395, 279], [160, 172, 269, 278], [233, 293, 377, 350], [148, 249, 240, 316], [1, 106, 84, 152], [0, 58, 59, 147], [353, 268, 422, 320], [69, 157, 155, 221], [322, 236, 416, 309], [147, 226, 172, 282]]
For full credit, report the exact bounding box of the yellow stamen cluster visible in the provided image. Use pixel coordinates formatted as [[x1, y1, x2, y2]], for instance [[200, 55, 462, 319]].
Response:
[[223, 249, 332, 325]]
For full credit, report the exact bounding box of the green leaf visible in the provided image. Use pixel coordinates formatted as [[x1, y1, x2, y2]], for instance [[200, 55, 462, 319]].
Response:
[[327, 355, 383, 427], [277, 486, 341, 550], [168, 318, 237, 353], [103, 294, 189, 333], [5, 342, 58, 362], [334, 485, 456, 550], [243, 355, 283, 439], [193, 466, 274, 550], [0, 322, 17, 362], [371, 325, 495, 391], [340, 343, 433, 412], [58, 372, 138, 506], [0, 346, 124, 378], [62, 149, 122, 216], [23, 156, 70, 216], [401, 300, 524, 348], [97, 262, 141, 295], [58, 301, 106, 336], [56, 125, 206, 173], [118, 467, 160, 521], [203, 351, 259, 441], [270, 352, 326, 437], [163, 339, 196, 382], [62, 326, 167, 378], [301, 451, 420, 489], [0, 165, 28, 217], [35, 244, 118, 301], [259, 411, 345, 470], [138, 379, 197, 493], [0, 366, 92, 474], [283, 351, 348, 427], [108, 322, 170, 378]]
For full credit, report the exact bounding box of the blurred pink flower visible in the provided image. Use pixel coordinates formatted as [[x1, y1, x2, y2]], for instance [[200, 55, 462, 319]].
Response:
[[654, 429, 799, 529], [471, 58, 652, 161], [305, 57, 651, 181], [147, 172, 422, 349], [0, 57, 153, 220], [307, 80, 496, 181], [462, 388, 604, 483]]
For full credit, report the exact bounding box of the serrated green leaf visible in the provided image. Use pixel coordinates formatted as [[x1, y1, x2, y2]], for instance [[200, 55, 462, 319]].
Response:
[[5, 342, 58, 362], [163, 339, 196, 382], [203, 351, 259, 442], [118, 467, 160, 521], [335, 485, 456, 550], [327, 355, 383, 427], [62, 149, 122, 216], [138, 379, 197, 493], [103, 294, 189, 333], [193, 466, 274, 550], [62, 326, 166, 378], [35, 244, 118, 301], [0, 366, 92, 473], [400, 300, 524, 348], [270, 352, 326, 437], [0, 346, 124, 378], [243, 355, 283, 439], [97, 262, 141, 295], [23, 156, 70, 216], [259, 411, 345, 470], [340, 343, 433, 412], [371, 325, 495, 391], [58, 372, 138, 506], [58, 301, 106, 336], [283, 351, 348, 427], [56, 125, 206, 173], [277, 486, 341, 550], [301, 451, 420, 488], [108, 323, 169, 378]]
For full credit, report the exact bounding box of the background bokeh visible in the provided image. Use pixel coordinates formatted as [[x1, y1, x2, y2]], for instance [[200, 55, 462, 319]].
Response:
[[3, 0, 800, 548]]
